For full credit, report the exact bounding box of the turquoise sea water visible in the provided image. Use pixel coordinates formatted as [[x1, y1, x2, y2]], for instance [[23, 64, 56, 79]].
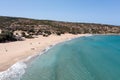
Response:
[[21, 35, 120, 80]]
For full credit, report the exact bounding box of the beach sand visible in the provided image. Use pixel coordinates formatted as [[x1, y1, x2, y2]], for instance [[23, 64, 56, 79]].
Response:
[[0, 34, 90, 71]]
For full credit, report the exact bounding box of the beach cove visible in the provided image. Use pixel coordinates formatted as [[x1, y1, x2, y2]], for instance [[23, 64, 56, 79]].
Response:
[[0, 34, 90, 72], [20, 35, 120, 80], [0, 35, 120, 80]]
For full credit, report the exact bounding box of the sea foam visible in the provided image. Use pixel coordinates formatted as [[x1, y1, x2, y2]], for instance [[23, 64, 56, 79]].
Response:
[[0, 62, 26, 80], [0, 45, 55, 80], [0, 35, 89, 80]]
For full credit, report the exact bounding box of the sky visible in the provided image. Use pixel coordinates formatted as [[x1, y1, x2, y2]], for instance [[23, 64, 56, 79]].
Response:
[[0, 0, 120, 25]]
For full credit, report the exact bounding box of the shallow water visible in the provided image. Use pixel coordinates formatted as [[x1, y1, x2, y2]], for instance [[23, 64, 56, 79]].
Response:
[[19, 35, 120, 80]]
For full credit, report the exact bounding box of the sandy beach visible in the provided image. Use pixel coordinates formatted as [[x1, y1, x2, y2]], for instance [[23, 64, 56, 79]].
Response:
[[0, 34, 90, 71]]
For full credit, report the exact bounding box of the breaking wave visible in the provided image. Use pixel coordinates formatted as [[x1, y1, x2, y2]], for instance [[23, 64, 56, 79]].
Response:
[[0, 44, 55, 80], [0, 62, 27, 80], [0, 35, 92, 80]]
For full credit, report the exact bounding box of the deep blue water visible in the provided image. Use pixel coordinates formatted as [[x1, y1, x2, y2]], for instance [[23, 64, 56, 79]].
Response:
[[21, 35, 120, 80]]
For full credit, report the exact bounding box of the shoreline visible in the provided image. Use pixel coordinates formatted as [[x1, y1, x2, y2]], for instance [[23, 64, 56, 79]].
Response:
[[93, 33, 120, 36], [0, 34, 91, 72]]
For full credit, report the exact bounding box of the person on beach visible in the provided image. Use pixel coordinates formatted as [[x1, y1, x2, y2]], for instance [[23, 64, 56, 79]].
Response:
[[30, 43, 32, 45], [5, 48, 8, 52], [31, 48, 35, 50]]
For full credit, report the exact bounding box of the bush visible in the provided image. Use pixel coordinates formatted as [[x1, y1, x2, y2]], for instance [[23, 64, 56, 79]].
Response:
[[43, 34, 49, 37], [21, 32, 26, 37], [0, 31, 17, 43], [25, 35, 33, 38], [56, 32, 61, 36], [44, 31, 51, 35]]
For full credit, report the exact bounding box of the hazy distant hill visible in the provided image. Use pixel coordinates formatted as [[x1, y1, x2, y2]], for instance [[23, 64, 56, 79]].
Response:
[[0, 16, 120, 34]]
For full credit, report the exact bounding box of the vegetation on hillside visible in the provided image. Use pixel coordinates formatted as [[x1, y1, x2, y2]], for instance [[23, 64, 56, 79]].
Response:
[[0, 16, 120, 43]]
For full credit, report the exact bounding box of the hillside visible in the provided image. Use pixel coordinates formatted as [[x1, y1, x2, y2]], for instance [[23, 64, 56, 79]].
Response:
[[0, 16, 120, 43], [0, 16, 120, 34]]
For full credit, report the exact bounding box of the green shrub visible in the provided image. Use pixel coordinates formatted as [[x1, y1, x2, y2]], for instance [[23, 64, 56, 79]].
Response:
[[0, 30, 17, 43]]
